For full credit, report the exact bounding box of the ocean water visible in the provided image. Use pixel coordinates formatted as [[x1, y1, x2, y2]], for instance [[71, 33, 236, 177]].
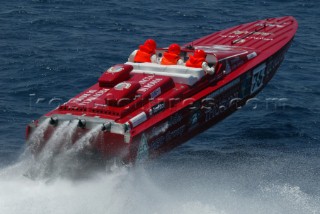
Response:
[[0, 0, 320, 213]]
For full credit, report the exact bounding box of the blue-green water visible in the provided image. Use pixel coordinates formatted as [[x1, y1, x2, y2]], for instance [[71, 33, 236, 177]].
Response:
[[0, 0, 319, 213]]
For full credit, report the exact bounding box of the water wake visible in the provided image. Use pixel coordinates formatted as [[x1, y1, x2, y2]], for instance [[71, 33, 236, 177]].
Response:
[[22, 120, 106, 180], [0, 157, 319, 214], [26, 118, 50, 150], [0, 122, 319, 214]]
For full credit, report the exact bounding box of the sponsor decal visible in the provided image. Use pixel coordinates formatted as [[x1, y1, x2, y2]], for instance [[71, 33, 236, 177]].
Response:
[[251, 63, 266, 94], [233, 30, 272, 36], [138, 78, 163, 93], [220, 30, 273, 41], [151, 124, 186, 150], [148, 114, 185, 150], [70, 89, 109, 106], [150, 102, 165, 116], [150, 87, 161, 99], [255, 23, 285, 28], [139, 76, 154, 85], [220, 35, 273, 41], [204, 87, 240, 122], [130, 112, 147, 128], [71, 90, 96, 103]]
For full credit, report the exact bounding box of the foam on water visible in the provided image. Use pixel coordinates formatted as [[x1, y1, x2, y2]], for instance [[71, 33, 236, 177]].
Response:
[[0, 157, 319, 214], [70, 124, 101, 153], [26, 118, 50, 149], [26, 121, 70, 177], [1, 119, 320, 214], [0, 1, 319, 213], [22, 120, 94, 180]]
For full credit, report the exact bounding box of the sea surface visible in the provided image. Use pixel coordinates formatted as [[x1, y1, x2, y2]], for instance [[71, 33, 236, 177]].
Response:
[[0, 0, 319, 213]]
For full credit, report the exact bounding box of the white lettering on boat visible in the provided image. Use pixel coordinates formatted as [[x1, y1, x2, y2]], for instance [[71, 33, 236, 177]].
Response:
[[220, 34, 273, 41], [72, 90, 97, 103], [138, 78, 163, 93], [233, 30, 272, 36], [150, 102, 165, 115], [139, 76, 154, 85], [70, 89, 109, 106], [255, 23, 285, 28]]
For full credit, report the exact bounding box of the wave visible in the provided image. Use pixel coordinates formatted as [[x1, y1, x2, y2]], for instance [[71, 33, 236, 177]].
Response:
[[1, 152, 319, 214]]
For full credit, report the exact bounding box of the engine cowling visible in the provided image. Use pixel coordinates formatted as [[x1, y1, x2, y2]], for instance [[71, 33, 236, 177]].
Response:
[[98, 64, 133, 87], [105, 81, 141, 107]]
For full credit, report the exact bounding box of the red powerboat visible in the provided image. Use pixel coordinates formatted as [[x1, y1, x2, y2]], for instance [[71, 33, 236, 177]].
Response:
[[26, 16, 298, 163]]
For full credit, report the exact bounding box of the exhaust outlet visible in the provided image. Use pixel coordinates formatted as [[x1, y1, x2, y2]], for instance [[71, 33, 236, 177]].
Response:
[[101, 122, 111, 131], [49, 117, 58, 126], [78, 119, 86, 128]]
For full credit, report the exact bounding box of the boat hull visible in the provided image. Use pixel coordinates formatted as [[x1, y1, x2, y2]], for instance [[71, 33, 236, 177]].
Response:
[[26, 16, 298, 164], [130, 39, 293, 163]]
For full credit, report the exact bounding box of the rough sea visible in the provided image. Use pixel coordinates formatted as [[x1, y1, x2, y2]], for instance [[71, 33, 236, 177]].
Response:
[[0, 0, 319, 213]]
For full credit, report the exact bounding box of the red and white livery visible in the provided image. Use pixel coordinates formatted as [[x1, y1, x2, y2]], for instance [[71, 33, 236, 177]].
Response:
[[26, 16, 298, 163]]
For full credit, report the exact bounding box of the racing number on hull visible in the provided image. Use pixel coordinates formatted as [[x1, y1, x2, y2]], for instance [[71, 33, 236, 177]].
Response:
[[251, 63, 266, 94]]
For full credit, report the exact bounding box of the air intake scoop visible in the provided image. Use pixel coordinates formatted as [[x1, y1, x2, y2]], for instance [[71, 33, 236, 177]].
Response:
[[98, 64, 133, 87]]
